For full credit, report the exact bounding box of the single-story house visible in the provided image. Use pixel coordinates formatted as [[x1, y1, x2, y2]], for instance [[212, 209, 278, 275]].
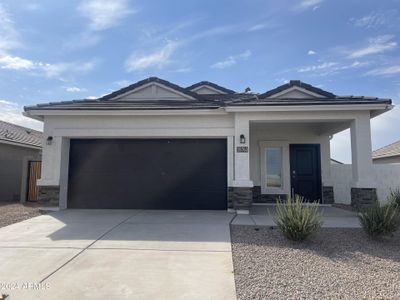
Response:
[[0, 120, 42, 202], [373, 140, 400, 164], [23, 77, 393, 212]]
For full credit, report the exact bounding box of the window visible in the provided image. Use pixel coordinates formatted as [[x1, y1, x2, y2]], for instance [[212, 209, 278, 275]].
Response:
[[265, 147, 283, 189]]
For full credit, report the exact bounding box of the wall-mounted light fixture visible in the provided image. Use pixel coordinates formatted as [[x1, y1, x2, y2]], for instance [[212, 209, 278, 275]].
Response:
[[240, 134, 246, 144], [46, 136, 53, 145]]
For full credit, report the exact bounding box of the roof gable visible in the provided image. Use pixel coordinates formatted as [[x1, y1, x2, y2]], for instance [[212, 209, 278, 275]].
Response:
[[260, 80, 336, 99], [101, 77, 200, 101], [186, 81, 236, 94]]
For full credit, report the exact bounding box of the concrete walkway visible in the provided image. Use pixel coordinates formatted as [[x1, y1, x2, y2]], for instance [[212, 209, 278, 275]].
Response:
[[0, 210, 236, 300], [232, 205, 361, 228]]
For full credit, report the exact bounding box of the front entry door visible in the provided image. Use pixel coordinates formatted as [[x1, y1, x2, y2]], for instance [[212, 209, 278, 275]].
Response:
[[289, 144, 322, 202]]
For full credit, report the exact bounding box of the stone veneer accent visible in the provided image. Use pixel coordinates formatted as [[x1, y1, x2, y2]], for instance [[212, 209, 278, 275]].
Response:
[[38, 186, 60, 206], [351, 187, 377, 211], [252, 186, 287, 203], [322, 186, 334, 204], [228, 187, 253, 210]]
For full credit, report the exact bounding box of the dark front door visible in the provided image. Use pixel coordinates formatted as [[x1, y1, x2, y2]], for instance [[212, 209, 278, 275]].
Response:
[[68, 139, 227, 210], [289, 144, 322, 202]]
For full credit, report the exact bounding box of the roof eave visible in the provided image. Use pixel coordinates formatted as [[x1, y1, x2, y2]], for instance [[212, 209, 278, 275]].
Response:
[[0, 138, 42, 150]]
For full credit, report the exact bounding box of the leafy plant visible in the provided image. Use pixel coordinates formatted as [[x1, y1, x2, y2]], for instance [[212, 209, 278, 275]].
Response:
[[359, 202, 400, 237], [274, 195, 323, 241], [387, 188, 400, 208]]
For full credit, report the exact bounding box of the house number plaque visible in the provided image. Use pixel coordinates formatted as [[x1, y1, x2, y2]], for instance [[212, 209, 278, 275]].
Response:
[[236, 146, 248, 153]]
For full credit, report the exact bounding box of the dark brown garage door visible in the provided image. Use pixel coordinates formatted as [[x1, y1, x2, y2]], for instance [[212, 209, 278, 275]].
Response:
[[68, 139, 227, 209]]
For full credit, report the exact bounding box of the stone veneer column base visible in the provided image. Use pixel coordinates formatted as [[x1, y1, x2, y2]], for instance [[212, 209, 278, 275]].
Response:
[[228, 187, 253, 210], [252, 186, 287, 203], [322, 186, 334, 204], [38, 186, 60, 207], [351, 187, 377, 211]]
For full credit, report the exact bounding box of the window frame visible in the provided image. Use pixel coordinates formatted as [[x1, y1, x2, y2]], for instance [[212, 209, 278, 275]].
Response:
[[259, 141, 290, 195]]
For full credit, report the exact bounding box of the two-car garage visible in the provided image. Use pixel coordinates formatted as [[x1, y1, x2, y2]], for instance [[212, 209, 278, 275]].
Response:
[[67, 139, 227, 210]]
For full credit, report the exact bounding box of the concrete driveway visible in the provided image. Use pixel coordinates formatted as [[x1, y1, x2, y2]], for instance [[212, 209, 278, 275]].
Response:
[[0, 210, 236, 300]]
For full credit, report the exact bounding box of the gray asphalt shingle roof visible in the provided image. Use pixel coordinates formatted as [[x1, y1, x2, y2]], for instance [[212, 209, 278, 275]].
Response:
[[186, 81, 236, 94], [0, 120, 42, 148], [259, 80, 336, 98], [24, 77, 392, 112], [373, 140, 400, 159]]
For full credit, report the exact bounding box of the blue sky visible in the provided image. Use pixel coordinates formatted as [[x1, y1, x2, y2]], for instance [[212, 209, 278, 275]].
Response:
[[0, 0, 399, 162]]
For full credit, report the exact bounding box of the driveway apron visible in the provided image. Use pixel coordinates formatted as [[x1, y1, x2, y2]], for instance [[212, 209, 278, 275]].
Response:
[[0, 209, 236, 300]]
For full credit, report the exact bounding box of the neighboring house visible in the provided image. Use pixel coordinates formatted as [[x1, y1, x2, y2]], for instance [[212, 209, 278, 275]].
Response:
[[0, 120, 42, 202], [24, 78, 393, 211], [373, 140, 400, 164]]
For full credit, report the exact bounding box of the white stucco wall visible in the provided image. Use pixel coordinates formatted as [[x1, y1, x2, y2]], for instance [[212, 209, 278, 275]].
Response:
[[250, 123, 331, 188], [39, 113, 236, 189], [332, 164, 400, 204]]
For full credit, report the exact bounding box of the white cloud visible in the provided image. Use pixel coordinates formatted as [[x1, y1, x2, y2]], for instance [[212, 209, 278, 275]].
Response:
[[0, 5, 96, 78], [78, 0, 135, 31], [366, 65, 400, 76], [0, 99, 43, 131], [86, 96, 99, 99], [42, 61, 96, 78], [170, 67, 191, 73], [298, 62, 337, 72], [211, 50, 252, 69], [348, 35, 397, 58], [351, 13, 386, 29], [351, 10, 400, 29], [0, 55, 35, 70], [293, 0, 323, 12], [65, 86, 85, 92], [307, 50, 316, 55], [248, 24, 267, 32], [297, 60, 370, 75], [0, 4, 20, 52], [125, 41, 179, 72], [0, 54, 97, 78]]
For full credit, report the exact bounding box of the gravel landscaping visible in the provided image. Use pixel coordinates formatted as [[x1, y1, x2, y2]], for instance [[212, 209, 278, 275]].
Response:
[[231, 225, 400, 300], [0, 202, 42, 228]]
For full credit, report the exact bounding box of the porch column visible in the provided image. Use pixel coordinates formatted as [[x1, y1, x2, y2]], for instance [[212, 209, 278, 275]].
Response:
[[350, 112, 377, 209], [38, 136, 69, 208], [229, 114, 253, 213]]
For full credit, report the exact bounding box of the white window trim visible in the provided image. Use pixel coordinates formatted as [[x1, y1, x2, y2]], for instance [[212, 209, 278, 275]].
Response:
[[259, 140, 290, 195]]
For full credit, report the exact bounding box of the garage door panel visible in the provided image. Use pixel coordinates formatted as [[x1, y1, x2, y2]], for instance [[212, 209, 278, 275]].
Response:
[[68, 139, 227, 210]]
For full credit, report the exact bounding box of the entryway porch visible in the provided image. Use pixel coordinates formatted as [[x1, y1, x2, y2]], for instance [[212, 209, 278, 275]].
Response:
[[228, 108, 377, 212]]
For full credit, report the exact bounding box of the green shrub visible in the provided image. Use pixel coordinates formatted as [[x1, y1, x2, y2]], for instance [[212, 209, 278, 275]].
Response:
[[387, 188, 400, 208], [274, 195, 323, 241], [359, 202, 400, 237]]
